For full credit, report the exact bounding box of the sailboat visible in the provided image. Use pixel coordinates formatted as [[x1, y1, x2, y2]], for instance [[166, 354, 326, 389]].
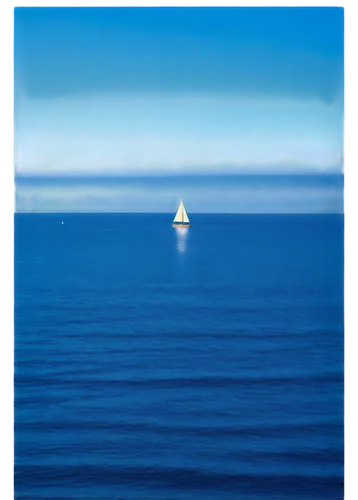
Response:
[[172, 200, 191, 228]]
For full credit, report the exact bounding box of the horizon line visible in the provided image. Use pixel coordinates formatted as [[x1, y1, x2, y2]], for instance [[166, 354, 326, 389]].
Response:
[[14, 211, 344, 215]]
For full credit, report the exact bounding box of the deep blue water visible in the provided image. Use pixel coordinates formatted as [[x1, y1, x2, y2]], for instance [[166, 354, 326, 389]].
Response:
[[15, 213, 344, 499]]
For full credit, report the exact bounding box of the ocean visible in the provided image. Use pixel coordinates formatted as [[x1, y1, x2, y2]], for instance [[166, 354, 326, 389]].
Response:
[[14, 213, 344, 499]]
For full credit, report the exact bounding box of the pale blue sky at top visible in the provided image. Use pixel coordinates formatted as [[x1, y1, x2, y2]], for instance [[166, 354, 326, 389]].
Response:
[[14, 7, 344, 178]]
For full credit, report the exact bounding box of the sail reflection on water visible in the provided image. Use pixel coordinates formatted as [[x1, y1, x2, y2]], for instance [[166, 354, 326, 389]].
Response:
[[177, 227, 188, 240]]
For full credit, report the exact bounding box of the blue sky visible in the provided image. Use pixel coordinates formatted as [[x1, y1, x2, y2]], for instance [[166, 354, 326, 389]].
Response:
[[14, 7, 344, 178]]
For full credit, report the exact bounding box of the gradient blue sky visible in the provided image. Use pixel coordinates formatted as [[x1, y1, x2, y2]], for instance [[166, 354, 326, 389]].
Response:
[[14, 7, 344, 177]]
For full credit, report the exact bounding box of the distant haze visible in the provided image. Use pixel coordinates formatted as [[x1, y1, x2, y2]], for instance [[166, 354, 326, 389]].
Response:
[[15, 175, 344, 214], [14, 8, 344, 212]]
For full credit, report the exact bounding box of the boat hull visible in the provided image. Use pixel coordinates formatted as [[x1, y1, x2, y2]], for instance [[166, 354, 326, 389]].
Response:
[[172, 223, 191, 228]]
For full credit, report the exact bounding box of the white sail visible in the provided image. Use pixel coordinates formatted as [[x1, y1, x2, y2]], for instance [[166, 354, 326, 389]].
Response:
[[173, 201, 184, 223], [173, 200, 190, 223], [182, 204, 190, 223]]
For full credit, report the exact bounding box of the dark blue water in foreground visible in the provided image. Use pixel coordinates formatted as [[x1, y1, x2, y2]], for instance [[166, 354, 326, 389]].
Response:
[[15, 214, 344, 499]]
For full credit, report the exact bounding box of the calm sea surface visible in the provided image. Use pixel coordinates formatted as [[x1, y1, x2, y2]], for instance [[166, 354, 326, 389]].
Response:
[[15, 214, 344, 499]]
